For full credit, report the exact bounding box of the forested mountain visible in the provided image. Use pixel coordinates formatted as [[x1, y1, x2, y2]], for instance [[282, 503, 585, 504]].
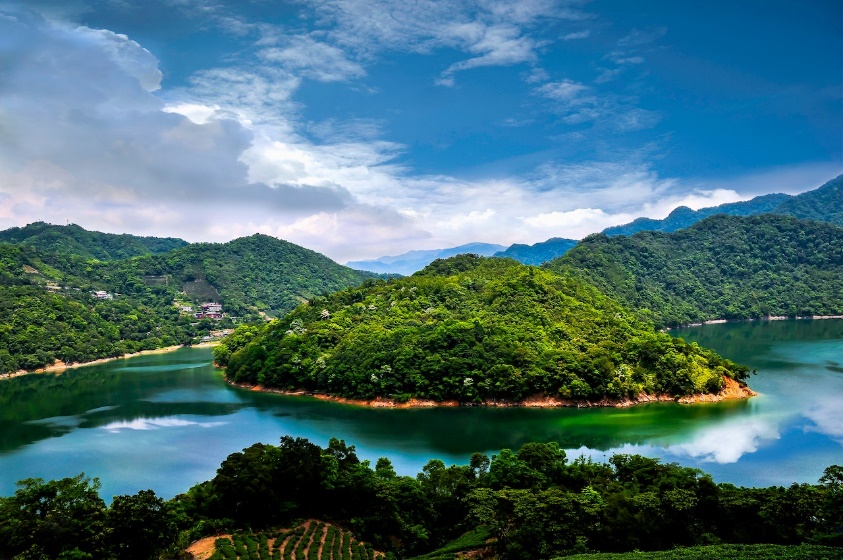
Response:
[[100, 234, 376, 318], [1, 234, 374, 372], [216, 255, 749, 403], [774, 173, 843, 225], [346, 242, 505, 275], [602, 174, 842, 237], [602, 193, 792, 237], [0, 221, 188, 260], [549, 215, 843, 327], [493, 236, 578, 265], [2, 437, 840, 560]]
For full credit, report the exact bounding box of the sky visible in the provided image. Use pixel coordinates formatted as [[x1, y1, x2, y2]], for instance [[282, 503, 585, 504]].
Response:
[[0, 0, 840, 262]]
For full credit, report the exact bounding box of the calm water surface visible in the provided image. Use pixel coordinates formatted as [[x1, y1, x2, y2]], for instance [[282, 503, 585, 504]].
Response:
[[1, 320, 841, 499]]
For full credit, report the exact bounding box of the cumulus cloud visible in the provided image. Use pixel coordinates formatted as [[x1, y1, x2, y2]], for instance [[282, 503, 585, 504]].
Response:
[[0, 10, 359, 244], [672, 419, 780, 463]]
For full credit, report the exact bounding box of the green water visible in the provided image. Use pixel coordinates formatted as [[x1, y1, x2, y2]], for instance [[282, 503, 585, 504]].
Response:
[[1, 320, 841, 500]]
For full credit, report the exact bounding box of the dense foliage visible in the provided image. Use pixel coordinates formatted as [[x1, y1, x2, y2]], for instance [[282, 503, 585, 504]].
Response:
[[4, 438, 839, 559], [217, 255, 748, 402], [550, 215, 843, 328], [97, 234, 375, 318], [0, 222, 188, 260], [493, 237, 578, 266], [0, 232, 373, 372], [773, 174, 843, 226]]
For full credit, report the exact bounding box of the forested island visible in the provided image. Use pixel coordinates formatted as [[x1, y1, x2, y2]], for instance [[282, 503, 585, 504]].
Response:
[[216, 255, 751, 406], [0, 437, 840, 559]]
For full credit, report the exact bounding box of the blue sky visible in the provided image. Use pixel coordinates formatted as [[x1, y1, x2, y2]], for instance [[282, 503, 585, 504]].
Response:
[[0, 0, 840, 261]]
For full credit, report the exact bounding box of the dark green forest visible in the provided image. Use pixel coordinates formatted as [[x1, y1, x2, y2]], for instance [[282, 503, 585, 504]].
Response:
[[217, 255, 749, 403], [548, 215, 843, 328], [1, 438, 840, 559], [0, 222, 188, 260]]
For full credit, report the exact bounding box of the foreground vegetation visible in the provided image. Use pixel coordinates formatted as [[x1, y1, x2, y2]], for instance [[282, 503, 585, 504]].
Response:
[[550, 215, 843, 328], [0, 437, 840, 559], [217, 255, 749, 403]]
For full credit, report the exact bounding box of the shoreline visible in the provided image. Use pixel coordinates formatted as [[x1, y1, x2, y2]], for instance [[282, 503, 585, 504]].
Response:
[[227, 375, 756, 409], [1, 342, 218, 381], [666, 314, 843, 330]]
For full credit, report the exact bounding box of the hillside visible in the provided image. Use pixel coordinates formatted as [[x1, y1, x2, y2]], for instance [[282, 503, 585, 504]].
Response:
[[0, 234, 374, 373], [0, 222, 188, 260], [602, 193, 791, 237], [346, 242, 505, 275], [493, 237, 578, 265], [601, 174, 842, 238], [549, 214, 843, 327], [216, 255, 749, 404], [774, 173, 843, 225], [100, 234, 376, 318]]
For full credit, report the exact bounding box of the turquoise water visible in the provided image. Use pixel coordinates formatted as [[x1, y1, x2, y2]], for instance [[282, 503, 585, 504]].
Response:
[[1, 319, 841, 500]]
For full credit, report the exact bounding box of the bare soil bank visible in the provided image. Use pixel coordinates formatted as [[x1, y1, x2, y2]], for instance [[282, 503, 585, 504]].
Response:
[[227, 375, 756, 409]]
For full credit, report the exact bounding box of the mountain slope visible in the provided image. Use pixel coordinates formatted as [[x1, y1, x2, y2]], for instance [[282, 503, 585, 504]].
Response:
[[0, 233, 374, 372], [217, 255, 749, 403], [773, 173, 843, 225], [493, 237, 578, 265], [602, 193, 792, 237], [346, 242, 505, 275], [0, 222, 188, 260], [548, 214, 843, 327]]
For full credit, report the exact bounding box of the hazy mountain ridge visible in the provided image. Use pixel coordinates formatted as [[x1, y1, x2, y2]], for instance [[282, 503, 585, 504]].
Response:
[[346, 242, 505, 275], [493, 237, 579, 265]]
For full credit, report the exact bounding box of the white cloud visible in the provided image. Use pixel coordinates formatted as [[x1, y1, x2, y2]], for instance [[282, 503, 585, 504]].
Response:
[[258, 35, 366, 82], [672, 419, 780, 463], [562, 29, 590, 40]]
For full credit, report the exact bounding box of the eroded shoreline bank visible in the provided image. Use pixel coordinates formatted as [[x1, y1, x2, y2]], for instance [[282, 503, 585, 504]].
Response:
[[1, 342, 218, 381], [226, 375, 756, 409]]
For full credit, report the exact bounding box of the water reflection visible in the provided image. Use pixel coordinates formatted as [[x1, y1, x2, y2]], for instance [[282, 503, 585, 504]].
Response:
[[1, 321, 841, 499]]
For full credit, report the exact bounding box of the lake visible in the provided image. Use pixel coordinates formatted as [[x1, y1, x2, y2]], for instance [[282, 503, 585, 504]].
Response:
[[1, 319, 841, 500]]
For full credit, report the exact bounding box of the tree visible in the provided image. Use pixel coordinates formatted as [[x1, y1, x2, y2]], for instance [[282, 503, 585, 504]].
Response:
[[107, 489, 177, 560]]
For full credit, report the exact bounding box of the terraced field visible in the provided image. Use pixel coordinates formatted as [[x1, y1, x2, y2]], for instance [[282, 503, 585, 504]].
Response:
[[197, 520, 385, 560]]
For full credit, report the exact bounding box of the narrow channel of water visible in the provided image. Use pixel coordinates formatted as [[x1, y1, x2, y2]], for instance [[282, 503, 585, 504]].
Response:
[[1, 319, 840, 499]]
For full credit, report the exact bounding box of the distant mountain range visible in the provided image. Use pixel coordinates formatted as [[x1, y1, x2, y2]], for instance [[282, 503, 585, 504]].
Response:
[[352, 174, 842, 273], [493, 237, 579, 266], [346, 242, 505, 275]]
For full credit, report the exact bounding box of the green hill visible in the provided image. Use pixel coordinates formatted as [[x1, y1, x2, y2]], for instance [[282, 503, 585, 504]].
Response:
[[217, 255, 749, 403], [774, 173, 843, 225], [0, 234, 374, 373], [548, 214, 843, 327], [0, 222, 188, 260]]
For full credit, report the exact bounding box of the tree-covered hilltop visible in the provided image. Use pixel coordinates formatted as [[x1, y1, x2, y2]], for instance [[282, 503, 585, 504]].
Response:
[[548, 214, 843, 328], [95, 233, 377, 319], [216, 255, 749, 403], [2, 437, 840, 560], [0, 234, 375, 372], [774, 173, 843, 226], [0, 221, 188, 260]]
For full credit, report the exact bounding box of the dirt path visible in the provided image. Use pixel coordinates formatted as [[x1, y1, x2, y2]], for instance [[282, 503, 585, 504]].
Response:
[[187, 534, 231, 560]]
